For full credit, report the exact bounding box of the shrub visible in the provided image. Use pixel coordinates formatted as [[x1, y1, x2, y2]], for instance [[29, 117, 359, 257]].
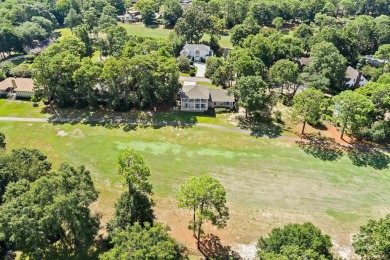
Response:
[[177, 56, 190, 73], [0, 70, 6, 81], [24, 55, 35, 63], [0, 62, 15, 75], [189, 71, 196, 77], [10, 65, 32, 78]]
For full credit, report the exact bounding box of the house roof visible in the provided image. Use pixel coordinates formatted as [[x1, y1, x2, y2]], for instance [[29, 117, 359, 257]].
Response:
[[209, 89, 234, 102], [180, 85, 209, 99], [346, 66, 359, 79], [0, 78, 34, 92], [183, 44, 211, 52], [299, 57, 310, 66]]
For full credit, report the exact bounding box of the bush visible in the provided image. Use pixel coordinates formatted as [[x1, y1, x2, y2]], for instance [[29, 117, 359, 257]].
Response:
[[177, 56, 190, 73], [358, 120, 390, 143], [273, 110, 282, 123], [24, 55, 35, 63], [189, 70, 196, 77], [10, 65, 32, 78], [0, 62, 15, 75], [0, 70, 6, 81]]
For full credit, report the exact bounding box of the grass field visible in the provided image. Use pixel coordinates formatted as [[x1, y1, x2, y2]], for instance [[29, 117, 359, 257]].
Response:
[[119, 23, 233, 48], [0, 102, 389, 257]]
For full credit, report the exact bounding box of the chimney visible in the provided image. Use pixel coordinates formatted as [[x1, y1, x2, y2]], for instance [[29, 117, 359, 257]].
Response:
[[11, 78, 17, 90], [354, 71, 362, 89]]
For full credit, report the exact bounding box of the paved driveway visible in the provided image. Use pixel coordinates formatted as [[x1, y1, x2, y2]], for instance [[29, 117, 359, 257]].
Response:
[[194, 62, 206, 77]]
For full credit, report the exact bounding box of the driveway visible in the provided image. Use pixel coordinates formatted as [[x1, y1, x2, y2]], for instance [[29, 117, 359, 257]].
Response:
[[194, 62, 206, 77]]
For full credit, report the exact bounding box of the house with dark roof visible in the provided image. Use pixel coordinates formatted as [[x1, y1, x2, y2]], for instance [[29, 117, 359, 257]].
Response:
[[179, 83, 234, 111], [180, 44, 213, 62], [298, 57, 368, 88]]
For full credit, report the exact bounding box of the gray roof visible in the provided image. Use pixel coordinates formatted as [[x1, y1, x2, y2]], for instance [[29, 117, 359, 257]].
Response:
[[180, 85, 209, 99], [299, 57, 310, 66], [346, 66, 359, 79], [183, 44, 211, 52], [209, 89, 234, 102]]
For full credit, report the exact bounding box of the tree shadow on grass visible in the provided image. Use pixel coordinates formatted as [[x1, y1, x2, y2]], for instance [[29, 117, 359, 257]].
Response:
[[237, 116, 284, 138], [344, 145, 390, 170], [296, 132, 344, 162], [199, 234, 241, 260]]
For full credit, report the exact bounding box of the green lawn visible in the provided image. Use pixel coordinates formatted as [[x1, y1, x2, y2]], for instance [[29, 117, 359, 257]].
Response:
[[0, 100, 48, 118], [0, 117, 389, 256], [119, 23, 233, 48]]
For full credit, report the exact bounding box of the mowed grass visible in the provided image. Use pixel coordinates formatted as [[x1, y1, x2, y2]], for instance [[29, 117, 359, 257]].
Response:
[[119, 23, 233, 48], [0, 120, 389, 252], [0, 100, 48, 118]]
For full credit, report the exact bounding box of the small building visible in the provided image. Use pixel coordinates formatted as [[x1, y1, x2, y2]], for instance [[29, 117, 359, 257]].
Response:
[[345, 66, 368, 88], [179, 84, 234, 112], [180, 44, 213, 62], [0, 77, 35, 98], [209, 89, 235, 109]]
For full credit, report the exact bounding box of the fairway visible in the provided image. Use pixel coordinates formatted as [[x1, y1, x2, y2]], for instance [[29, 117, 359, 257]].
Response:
[[0, 119, 389, 257], [119, 23, 233, 48]]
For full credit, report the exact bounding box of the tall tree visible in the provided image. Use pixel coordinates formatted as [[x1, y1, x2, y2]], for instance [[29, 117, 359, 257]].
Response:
[[269, 59, 300, 96], [257, 223, 333, 259], [305, 41, 347, 93], [231, 75, 269, 117], [174, 1, 211, 43], [100, 223, 182, 259], [64, 8, 82, 33], [375, 44, 390, 74], [353, 214, 390, 259], [332, 90, 375, 139], [162, 0, 183, 26], [0, 163, 99, 258], [292, 88, 326, 134], [177, 175, 229, 250], [109, 149, 154, 230]]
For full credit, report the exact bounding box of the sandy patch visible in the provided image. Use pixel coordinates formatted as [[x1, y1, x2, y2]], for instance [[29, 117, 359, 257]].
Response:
[[57, 130, 68, 137]]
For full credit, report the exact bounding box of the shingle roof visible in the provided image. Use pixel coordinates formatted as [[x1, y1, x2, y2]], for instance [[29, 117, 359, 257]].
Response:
[[180, 85, 209, 99], [345, 66, 359, 79], [0, 78, 34, 92], [183, 44, 211, 52], [209, 89, 234, 102]]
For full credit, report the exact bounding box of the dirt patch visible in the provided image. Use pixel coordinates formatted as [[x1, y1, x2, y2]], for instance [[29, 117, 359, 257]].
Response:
[[57, 130, 68, 137]]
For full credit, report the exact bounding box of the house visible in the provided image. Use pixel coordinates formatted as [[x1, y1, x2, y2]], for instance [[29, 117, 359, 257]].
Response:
[[298, 57, 368, 88], [179, 84, 234, 112], [345, 66, 368, 88], [180, 44, 213, 62], [117, 13, 131, 22], [0, 77, 35, 98], [363, 55, 387, 68]]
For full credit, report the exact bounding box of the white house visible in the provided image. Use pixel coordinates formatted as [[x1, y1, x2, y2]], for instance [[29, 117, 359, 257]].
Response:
[[363, 55, 387, 68], [179, 84, 234, 112], [0, 77, 35, 98], [180, 44, 213, 62], [345, 66, 368, 88]]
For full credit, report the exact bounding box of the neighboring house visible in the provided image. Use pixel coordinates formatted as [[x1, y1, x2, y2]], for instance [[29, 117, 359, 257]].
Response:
[[180, 44, 213, 62], [345, 66, 368, 88], [117, 11, 141, 22], [179, 84, 234, 112], [298, 57, 368, 88], [117, 13, 131, 22], [363, 55, 387, 68], [0, 77, 35, 98]]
